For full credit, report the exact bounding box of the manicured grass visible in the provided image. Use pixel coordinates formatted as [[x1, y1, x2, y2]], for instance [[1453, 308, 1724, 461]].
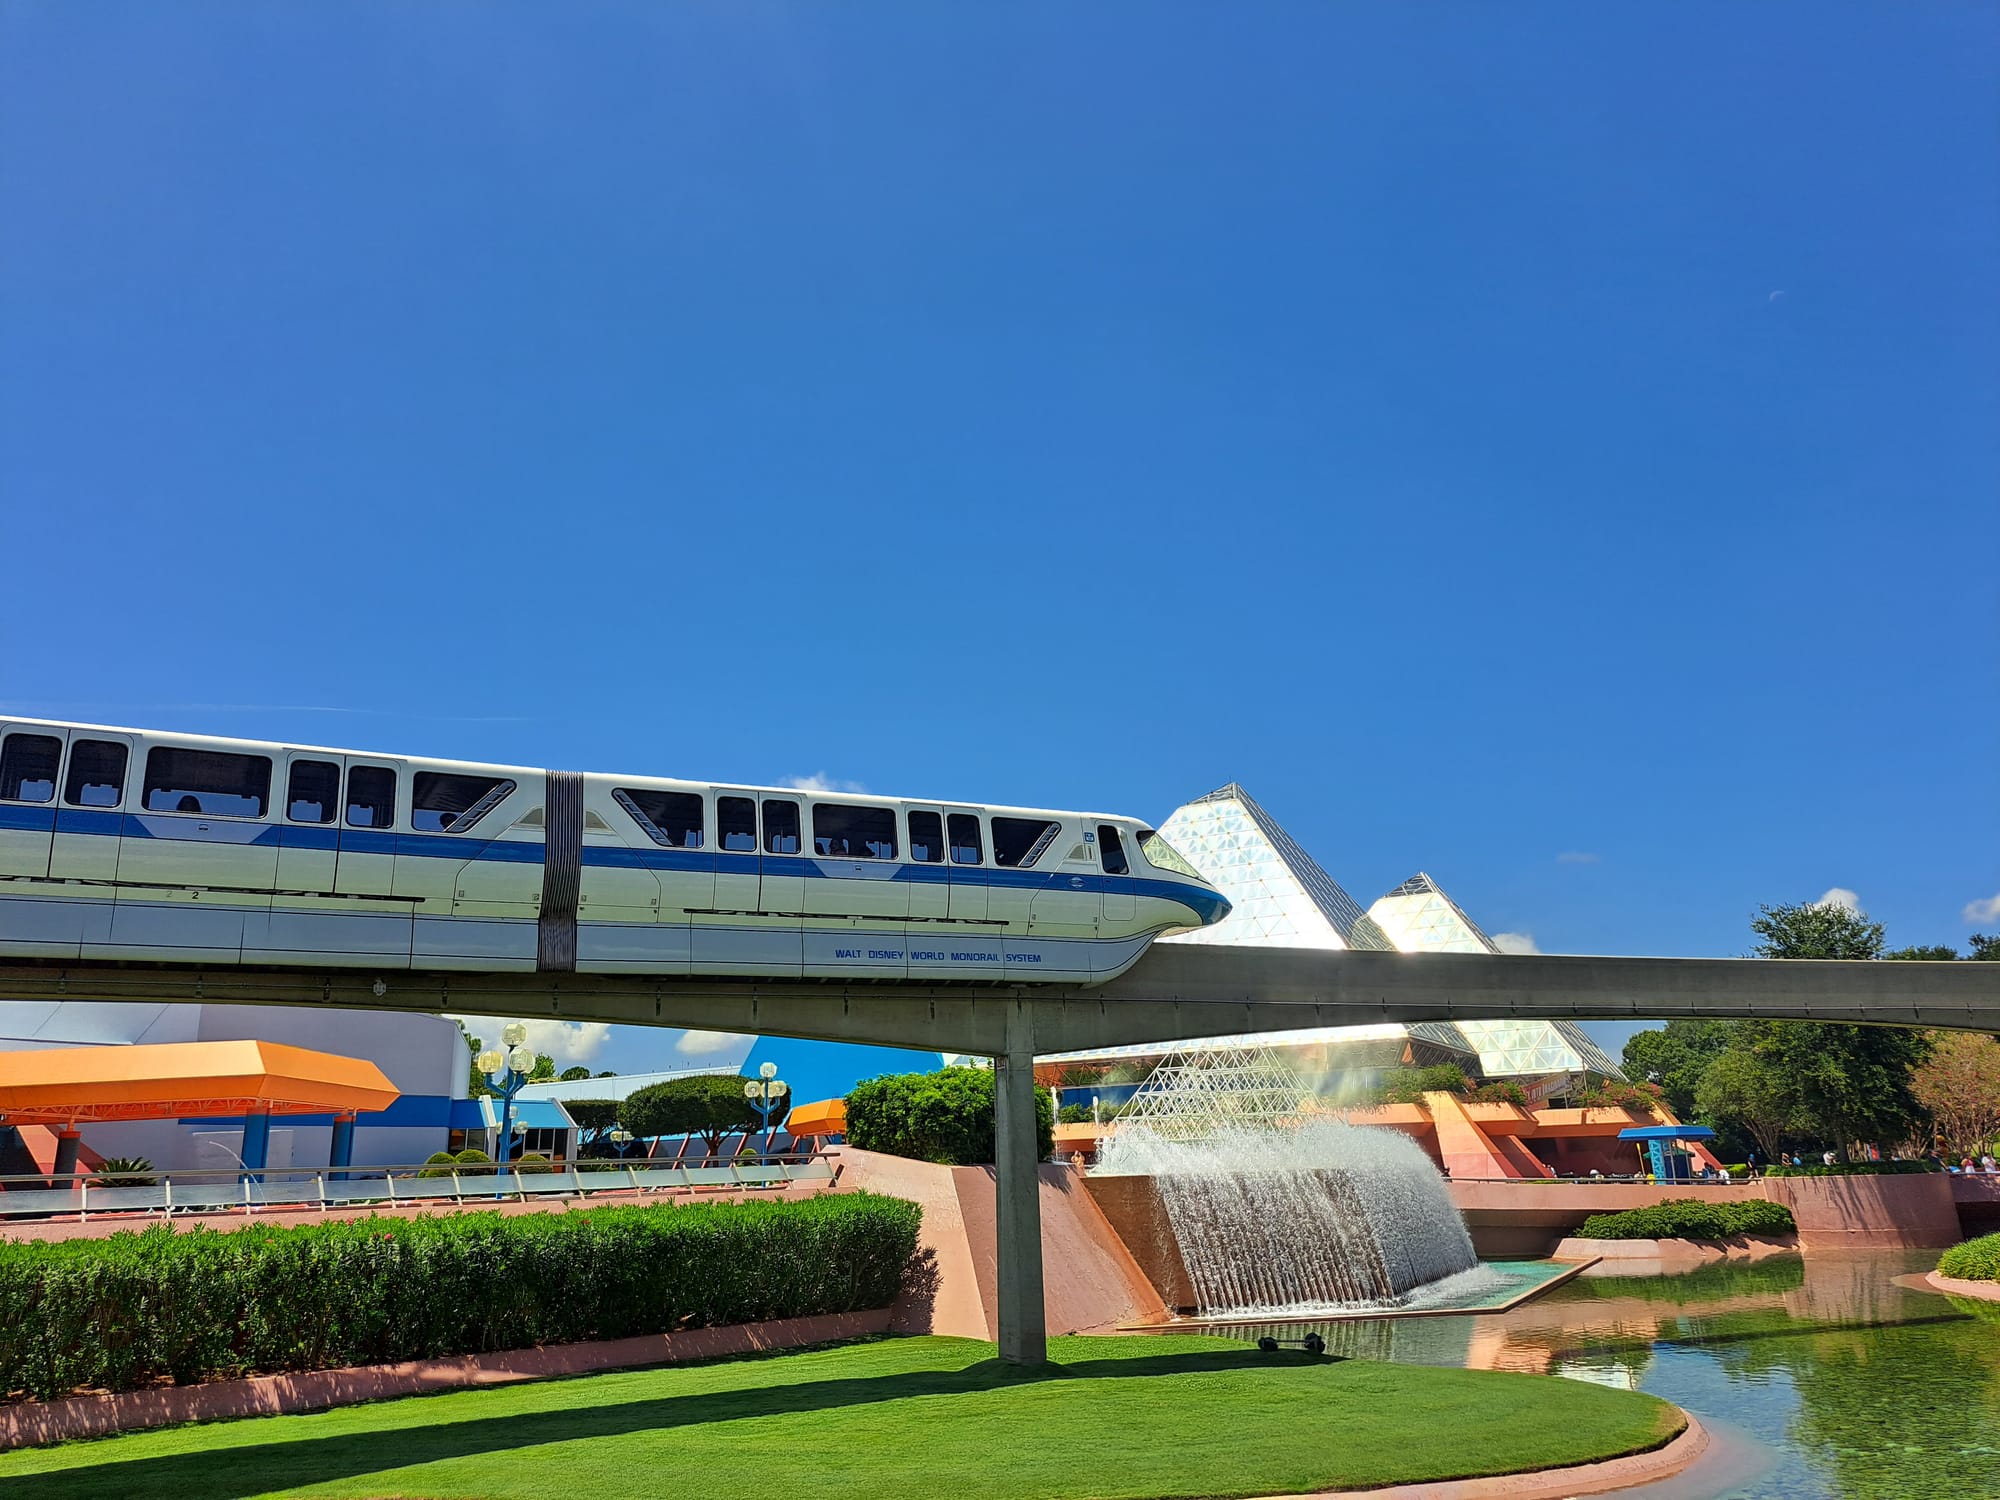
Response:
[[0, 1334, 1683, 1500]]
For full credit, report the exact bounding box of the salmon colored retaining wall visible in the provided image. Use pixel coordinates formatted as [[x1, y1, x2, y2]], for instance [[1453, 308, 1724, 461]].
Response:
[[0, 1308, 893, 1449], [1761, 1172, 1961, 1250], [832, 1149, 1168, 1336], [1926, 1270, 2000, 1302]]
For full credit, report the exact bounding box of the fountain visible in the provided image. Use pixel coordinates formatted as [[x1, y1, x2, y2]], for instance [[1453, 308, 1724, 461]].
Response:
[[1090, 1046, 1485, 1316]]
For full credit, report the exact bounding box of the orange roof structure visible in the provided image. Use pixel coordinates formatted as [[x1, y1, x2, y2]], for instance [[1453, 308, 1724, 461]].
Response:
[[0, 1041, 400, 1124], [785, 1097, 846, 1137]]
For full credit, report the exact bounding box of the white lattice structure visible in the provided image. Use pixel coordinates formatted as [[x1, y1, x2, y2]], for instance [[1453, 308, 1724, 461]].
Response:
[[1114, 1044, 1311, 1141]]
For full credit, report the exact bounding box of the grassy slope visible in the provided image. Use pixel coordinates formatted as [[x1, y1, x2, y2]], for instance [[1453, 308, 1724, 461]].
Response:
[[0, 1335, 1683, 1500]]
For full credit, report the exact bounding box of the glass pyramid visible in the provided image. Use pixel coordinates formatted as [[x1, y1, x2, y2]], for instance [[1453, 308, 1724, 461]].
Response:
[[1156, 785, 1393, 951], [1365, 871, 1623, 1082]]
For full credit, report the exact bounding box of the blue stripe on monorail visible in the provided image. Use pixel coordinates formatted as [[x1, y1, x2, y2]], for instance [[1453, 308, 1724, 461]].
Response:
[[0, 806, 1229, 922]]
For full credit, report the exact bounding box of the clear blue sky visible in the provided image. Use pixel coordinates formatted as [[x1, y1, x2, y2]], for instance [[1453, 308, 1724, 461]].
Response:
[[2, 4, 1994, 1078]]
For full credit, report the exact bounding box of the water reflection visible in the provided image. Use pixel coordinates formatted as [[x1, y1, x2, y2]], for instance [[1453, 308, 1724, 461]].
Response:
[[1218, 1252, 2000, 1499]]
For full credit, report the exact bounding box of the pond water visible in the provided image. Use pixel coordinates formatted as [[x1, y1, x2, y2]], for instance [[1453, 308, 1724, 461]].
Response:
[[1212, 1252, 2000, 1499]]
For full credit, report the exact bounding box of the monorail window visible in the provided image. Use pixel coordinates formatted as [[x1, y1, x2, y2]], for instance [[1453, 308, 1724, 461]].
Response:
[[414, 772, 515, 833], [1097, 825, 1129, 876], [1135, 829, 1203, 879], [345, 766, 396, 829], [947, 813, 983, 865], [615, 788, 704, 848], [813, 803, 897, 860], [908, 811, 944, 864], [287, 760, 339, 823], [0, 733, 59, 803], [719, 796, 757, 852], [991, 817, 1061, 869], [763, 799, 800, 854], [63, 740, 128, 808], [143, 747, 272, 819]]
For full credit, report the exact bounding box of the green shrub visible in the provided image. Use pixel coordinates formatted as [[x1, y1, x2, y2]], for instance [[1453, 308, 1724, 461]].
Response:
[[0, 1192, 921, 1400], [845, 1067, 1053, 1165], [1375, 1065, 1471, 1105], [1576, 1198, 1796, 1242], [1469, 1082, 1529, 1106], [1938, 1232, 2000, 1282], [1765, 1160, 1938, 1176], [1573, 1080, 1666, 1111], [418, 1152, 460, 1179], [453, 1148, 494, 1175], [90, 1157, 156, 1187], [514, 1152, 554, 1174]]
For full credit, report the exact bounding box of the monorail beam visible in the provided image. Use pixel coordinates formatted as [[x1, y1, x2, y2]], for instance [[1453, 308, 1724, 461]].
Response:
[[3, 948, 1996, 1055]]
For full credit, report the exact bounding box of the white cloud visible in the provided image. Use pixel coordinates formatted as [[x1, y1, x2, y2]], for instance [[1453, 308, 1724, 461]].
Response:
[[447, 1016, 612, 1068], [1493, 932, 1541, 955], [1964, 893, 2000, 924], [1815, 887, 1863, 915], [1556, 851, 1600, 865], [782, 772, 866, 794], [675, 1029, 750, 1057]]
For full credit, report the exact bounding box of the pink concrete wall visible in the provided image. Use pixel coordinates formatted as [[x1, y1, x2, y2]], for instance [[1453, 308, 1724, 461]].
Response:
[[1762, 1172, 1961, 1250]]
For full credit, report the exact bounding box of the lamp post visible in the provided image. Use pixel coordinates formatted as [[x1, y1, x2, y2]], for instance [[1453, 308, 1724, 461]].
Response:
[[476, 1023, 539, 1177], [743, 1062, 789, 1158]]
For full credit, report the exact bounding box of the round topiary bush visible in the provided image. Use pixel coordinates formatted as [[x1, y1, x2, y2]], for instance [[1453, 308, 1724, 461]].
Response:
[[1938, 1232, 2000, 1282], [845, 1066, 1053, 1166]]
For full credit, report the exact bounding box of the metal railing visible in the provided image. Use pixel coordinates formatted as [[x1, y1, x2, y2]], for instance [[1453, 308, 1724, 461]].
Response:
[[0, 1153, 837, 1223]]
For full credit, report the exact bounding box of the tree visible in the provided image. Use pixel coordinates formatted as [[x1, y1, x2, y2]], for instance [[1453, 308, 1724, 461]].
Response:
[[1750, 901, 1885, 961], [1737, 1018, 1929, 1156], [457, 1022, 494, 1098], [621, 1075, 764, 1155], [844, 1066, 1054, 1166], [563, 1098, 623, 1153], [1884, 945, 1964, 962], [1969, 934, 2000, 962], [1695, 1044, 1799, 1162], [558, 1065, 593, 1082], [528, 1053, 557, 1083], [1622, 1020, 1731, 1120], [1910, 1031, 2000, 1159], [1745, 899, 1927, 1154]]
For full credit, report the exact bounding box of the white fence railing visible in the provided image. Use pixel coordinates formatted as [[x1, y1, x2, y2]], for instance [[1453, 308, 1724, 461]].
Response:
[[0, 1154, 837, 1222]]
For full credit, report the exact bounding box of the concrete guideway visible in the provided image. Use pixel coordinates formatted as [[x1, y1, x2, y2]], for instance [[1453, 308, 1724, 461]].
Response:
[[6, 946, 1997, 1365]]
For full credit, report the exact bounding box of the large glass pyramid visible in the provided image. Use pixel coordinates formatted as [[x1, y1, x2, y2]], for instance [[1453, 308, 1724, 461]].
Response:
[[1365, 871, 1624, 1081], [1156, 785, 1394, 951], [1086, 788, 1625, 1089]]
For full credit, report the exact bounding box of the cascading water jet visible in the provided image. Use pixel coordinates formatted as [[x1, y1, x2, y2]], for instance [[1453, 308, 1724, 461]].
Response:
[[1090, 1046, 1483, 1316]]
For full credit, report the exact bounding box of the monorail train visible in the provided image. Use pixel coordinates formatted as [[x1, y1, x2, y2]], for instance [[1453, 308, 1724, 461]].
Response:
[[0, 718, 1230, 983]]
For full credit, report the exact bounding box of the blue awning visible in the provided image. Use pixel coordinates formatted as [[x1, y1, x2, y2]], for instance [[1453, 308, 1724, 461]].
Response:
[[1617, 1124, 1717, 1141]]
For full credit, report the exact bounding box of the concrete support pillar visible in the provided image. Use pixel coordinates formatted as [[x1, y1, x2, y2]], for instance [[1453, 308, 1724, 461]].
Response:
[[994, 1003, 1048, 1366], [328, 1113, 356, 1178], [240, 1110, 271, 1176], [52, 1127, 81, 1184]]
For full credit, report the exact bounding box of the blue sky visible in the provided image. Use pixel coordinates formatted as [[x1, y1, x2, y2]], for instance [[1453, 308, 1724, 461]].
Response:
[[2, 4, 1994, 1080]]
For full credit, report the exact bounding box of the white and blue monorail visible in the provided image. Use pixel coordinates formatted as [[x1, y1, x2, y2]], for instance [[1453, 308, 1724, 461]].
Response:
[[0, 719, 1229, 982]]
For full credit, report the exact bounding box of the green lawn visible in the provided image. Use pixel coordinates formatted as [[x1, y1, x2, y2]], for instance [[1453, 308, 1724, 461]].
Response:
[[0, 1335, 1684, 1500]]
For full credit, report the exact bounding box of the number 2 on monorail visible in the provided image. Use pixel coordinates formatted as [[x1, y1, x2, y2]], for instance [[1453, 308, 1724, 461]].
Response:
[[0, 720, 1230, 982]]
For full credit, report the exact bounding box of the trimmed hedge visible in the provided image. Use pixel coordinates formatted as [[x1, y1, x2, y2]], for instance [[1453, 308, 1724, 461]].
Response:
[[846, 1067, 1053, 1165], [1765, 1160, 1939, 1177], [1938, 1232, 2000, 1283], [1576, 1198, 1796, 1242], [0, 1192, 920, 1401]]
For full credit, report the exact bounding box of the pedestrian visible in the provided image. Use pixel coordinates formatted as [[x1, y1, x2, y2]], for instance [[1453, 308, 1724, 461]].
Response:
[[1822, 1150, 1836, 1167]]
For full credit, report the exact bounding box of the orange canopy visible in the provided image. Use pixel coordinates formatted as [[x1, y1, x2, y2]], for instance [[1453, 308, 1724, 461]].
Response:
[[785, 1097, 846, 1137], [0, 1041, 400, 1124]]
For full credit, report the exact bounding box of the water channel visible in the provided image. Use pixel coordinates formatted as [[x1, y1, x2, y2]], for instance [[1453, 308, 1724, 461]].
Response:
[[1209, 1251, 2000, 1499]]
